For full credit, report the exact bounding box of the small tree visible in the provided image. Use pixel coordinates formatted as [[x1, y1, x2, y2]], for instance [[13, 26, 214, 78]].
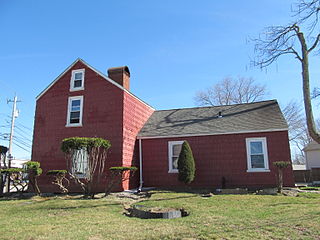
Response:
[[61, 137, 111, 198], [105, 166, 137, 196], [273, 161, 291, 193], [24, 161, 42, 195], [0, 168, 28, 194], [177, 141, 195, 184], [47, 170, 69, 193]]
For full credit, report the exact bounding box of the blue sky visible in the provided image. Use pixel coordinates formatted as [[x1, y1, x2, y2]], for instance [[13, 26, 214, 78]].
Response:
[[0, 0, 319, 159]]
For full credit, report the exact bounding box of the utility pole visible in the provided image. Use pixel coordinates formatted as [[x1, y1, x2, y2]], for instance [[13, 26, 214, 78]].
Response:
[[6, 95, 20, 192]]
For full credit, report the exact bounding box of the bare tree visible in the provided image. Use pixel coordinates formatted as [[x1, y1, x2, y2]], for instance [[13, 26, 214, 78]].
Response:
[[253, 1, 320, 144], [194, 77, 267, 106]]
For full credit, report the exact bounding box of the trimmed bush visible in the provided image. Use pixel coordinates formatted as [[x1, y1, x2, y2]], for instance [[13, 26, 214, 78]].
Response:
[[24, 161, 42, 176], [273, 161, 291, 193], [61, 137, 111, 198], [109, 167, 137, 172], [47, 170, 69, 193], [0, 168, 27, 193], [105, 166, 138, 195], [24, 161, 42, 195], [177, 141, 195, 184], [61, 137, 111, 153], [273, 161, 291, 169], [0, 168, 24, 174]]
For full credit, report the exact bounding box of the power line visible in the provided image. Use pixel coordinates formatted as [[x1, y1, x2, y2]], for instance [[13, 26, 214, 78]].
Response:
[[13, 136, 32, 148], [13, 142, 30, 153], [15, 125, 32, 137], [16, 122, 33, 132], [14, 126, 32, 139]]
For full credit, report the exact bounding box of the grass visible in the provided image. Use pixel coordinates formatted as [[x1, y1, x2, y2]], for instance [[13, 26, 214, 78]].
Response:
[[299, 186, 320, 191], [0, 191, 319, 240]]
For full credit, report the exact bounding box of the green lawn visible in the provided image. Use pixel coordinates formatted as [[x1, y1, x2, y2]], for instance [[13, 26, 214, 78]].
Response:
[[0, 191, 319, 240]]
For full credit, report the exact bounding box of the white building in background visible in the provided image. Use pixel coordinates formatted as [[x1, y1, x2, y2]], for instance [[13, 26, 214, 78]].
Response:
[[10, 159, 29, 168], [303, 141, 320, 170]]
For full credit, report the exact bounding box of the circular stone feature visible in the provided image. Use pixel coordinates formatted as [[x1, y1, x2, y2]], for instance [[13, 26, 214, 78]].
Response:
[[127, 205, 188, 219]]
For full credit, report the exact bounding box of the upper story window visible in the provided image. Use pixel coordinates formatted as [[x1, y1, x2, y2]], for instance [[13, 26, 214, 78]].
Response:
[[66, 96, 83, 127], [246, 137, 270, 172], [70, 69, 85, 91], [168, 141, 184, 173]]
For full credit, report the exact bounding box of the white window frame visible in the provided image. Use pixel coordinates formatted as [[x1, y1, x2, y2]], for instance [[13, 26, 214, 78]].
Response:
[[168, 141, 184, 173], [66, 96, 84, 127], [246, 137, 270, 172], [70, 69, 85, 91]]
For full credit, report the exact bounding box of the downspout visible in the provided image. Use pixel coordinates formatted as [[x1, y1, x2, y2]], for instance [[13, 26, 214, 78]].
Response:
[[138, 138, 143, 192]]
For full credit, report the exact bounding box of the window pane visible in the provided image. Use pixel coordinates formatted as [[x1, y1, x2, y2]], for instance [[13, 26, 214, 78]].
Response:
[[74, 72, 83, 80], [173, 144, 182, 156], [71, 100, 81, 112], [72, 149, 88, 176], [251, 154, 265, 168], [70, 112, 80, 123], [250, 141, 263, 154], [71, 99, 80, 107], [172, 157, 178, 170], [74, 80, 82, 88]]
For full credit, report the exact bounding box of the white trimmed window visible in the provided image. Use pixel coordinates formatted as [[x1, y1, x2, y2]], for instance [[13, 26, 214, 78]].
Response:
[[246, 137, 270, 172], [66, 96, 83, 127], [168, 141, 184, 173], [70, 69, 85, 91], [72, 149, 89, 178]]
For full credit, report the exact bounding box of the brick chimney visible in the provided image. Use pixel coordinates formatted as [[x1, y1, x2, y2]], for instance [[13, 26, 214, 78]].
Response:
[[107, 66, 130, 90]]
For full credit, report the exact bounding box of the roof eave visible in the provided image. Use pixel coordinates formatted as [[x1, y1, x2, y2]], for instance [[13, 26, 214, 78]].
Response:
[[137, 128, 289, 139]]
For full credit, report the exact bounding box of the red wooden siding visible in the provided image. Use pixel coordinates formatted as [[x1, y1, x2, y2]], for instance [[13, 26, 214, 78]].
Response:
[[141, 131, 295, 189], [32, 60, 154, 192], [122, 92, 154, 189]]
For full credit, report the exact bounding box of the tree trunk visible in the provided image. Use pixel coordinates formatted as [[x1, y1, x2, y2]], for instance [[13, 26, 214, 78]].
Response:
[[277, 169, 283, 193], [297, 32, 320, 144]]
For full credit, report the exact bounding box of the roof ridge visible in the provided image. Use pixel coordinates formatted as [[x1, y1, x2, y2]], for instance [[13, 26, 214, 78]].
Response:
[[155, 99, 277, 112]]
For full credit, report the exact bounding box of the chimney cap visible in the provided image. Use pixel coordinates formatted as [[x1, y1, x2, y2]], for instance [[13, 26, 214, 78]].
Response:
[[107, 66, 130, 77]]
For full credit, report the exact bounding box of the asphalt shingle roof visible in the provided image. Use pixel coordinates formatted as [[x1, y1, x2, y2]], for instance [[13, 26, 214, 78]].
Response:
[[138, 100, 288, 138]]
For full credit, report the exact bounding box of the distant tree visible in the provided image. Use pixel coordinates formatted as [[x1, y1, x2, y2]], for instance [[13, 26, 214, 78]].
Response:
[[194, 77, 267, 106], [253, 0, 320, 144], [177, 141, 195, 184]]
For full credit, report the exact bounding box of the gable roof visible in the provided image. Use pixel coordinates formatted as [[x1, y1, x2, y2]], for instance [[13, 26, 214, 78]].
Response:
[[138, 100, 288, 139], [36, 58, 154, 110]]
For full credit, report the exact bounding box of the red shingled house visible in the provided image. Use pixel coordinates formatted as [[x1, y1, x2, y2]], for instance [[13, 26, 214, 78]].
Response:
[[32, 59, 294, 192]]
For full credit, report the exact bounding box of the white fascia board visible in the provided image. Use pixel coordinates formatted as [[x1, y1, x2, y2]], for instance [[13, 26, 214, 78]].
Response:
[[137, 128, 289, 140], [36, 58, 155, 111]]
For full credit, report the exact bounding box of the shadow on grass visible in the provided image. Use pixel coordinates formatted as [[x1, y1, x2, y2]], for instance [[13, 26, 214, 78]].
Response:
[[45, 202, 121, 211], [144, 194, 198, 202]]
